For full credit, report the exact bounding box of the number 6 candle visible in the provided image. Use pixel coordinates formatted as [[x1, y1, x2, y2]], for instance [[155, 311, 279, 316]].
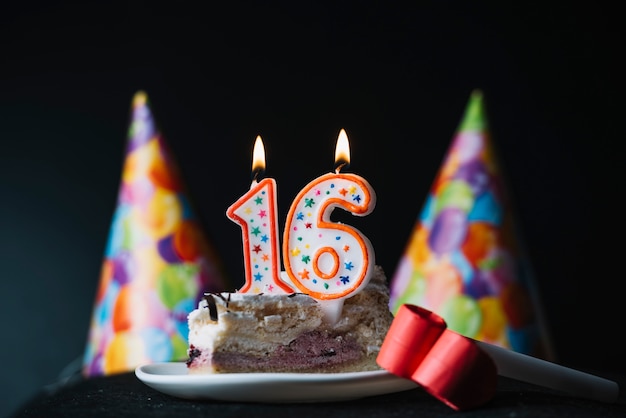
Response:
[[283, 129, 376, 323], [227, 136, 294, 294]]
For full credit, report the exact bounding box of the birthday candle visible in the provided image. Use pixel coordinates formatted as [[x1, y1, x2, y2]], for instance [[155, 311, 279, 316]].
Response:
[[227, 136, 293, 294], [282, 129, 376, 323]]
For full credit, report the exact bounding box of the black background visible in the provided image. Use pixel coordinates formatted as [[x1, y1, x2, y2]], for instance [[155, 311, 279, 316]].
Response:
[[1, 2, 624, 416]]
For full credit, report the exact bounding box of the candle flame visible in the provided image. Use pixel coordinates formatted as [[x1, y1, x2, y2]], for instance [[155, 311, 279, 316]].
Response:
[[252, 135, 266, 183], [334, 128, 350, 173]]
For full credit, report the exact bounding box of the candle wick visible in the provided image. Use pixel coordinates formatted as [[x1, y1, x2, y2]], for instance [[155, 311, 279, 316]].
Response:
[[334, 162, 349, 174], [251, 168, 264, 184]]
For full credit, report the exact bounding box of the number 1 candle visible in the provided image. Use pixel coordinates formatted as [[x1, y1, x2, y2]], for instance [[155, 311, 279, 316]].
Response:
[[282, 129, 376, 323], [227, 136, 294, 294]]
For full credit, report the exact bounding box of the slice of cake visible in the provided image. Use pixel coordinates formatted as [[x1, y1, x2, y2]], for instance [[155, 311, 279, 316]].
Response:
[[186, 265, 393, 374]]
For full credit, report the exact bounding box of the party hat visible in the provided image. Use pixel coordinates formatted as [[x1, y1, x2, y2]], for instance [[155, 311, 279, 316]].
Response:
[[389, 90, 554, 360], [82, 91, 230, 377]]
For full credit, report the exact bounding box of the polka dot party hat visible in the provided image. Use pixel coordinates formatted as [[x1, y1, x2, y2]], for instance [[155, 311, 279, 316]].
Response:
[[82, 91, 230, 377], [389, 90, 554, 361]]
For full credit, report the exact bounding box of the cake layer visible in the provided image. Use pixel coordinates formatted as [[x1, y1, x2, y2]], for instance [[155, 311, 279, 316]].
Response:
[[186, 265, 393, 374]]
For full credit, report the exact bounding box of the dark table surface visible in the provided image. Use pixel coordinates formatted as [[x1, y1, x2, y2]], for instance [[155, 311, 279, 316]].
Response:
[[11, 368, 626, 418]]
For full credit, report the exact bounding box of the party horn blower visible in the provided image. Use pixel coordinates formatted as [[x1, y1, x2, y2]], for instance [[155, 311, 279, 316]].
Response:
[[389, 90, 554, 360], [82, 91, 230, 377]]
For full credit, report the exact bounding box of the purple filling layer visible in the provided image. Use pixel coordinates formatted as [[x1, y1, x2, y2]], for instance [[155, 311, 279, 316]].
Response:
[[189, 330, 366, 372]]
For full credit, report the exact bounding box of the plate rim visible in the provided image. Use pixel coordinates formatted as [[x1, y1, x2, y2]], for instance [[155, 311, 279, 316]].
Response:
[[136, 361, 399, 381]]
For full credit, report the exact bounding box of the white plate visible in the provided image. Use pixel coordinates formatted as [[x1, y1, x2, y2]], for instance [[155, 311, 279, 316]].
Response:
[[135, 362, 419, 403]]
